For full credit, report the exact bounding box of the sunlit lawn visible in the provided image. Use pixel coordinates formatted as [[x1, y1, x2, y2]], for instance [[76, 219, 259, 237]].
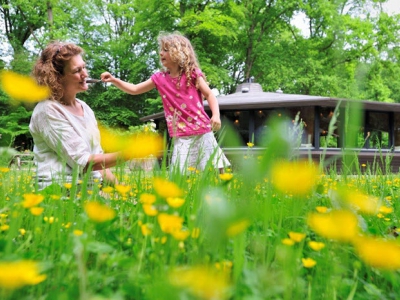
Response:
[[1, 151, 400, 300]]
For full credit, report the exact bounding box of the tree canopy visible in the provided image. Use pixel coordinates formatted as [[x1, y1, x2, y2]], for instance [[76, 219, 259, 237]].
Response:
[[0, 0, 399, 146]]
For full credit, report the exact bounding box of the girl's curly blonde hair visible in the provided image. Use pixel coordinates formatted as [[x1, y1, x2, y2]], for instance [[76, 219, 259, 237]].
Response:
[[32, 41, 84, 101], [157, 32, 206, 89]]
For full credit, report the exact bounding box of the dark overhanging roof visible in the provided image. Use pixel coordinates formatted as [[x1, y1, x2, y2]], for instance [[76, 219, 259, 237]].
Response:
[[140, 83, 400, 122]]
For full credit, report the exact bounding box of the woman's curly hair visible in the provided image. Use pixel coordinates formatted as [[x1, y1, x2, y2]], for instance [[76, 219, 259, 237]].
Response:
[[32, 42, 84, 101], [157, 32, 206, 90]]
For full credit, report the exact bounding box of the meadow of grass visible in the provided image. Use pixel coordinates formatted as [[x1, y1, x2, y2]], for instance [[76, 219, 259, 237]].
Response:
[[2, 130, 400, 300], [1, 71, 400, 299]]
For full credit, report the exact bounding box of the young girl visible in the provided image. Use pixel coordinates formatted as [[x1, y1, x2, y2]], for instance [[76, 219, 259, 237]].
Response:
[[101, 31, 230, 174]]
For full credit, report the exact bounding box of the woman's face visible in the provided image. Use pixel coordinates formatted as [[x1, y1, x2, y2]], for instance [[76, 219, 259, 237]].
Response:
[[61, 55, 88, 94]]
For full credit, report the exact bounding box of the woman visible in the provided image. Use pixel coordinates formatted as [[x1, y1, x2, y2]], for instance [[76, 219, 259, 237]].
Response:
[[29, 41, 122, 189]]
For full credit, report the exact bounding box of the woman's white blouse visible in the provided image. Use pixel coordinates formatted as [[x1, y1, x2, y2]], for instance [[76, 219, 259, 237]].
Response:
[[29, 99, 102, 188]]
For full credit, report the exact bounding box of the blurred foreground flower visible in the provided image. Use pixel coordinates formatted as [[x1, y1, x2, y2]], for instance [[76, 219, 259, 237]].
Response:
[[353, 236, 400, 270], [169, 266, 230, 300], [153, 177, 184, 198], [0, 70, 50, 102], [0, 260, 46, 289], [22, 193, 44, 208], [336, 189, 380, 215], [99, 124, 164, 159], [226, 219, 250, 237], [302, 257, 317, 268], [84, 201, 116, 223], [308, 241, 325, 251], [307, 210, 359, 242], [157, 213, 183, 234], [166, 197, 185, 208], [270, 160, 319, 195], [289, 231, 306, 243]]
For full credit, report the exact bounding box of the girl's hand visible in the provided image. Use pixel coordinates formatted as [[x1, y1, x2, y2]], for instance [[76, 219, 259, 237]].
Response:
[[210, 115, 221, 131], [100, 72, 115, 83]]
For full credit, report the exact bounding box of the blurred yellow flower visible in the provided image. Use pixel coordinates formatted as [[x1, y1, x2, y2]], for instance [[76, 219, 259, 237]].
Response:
[[157, 213, 183, 234], [219, 173, 233, 181], [289, 231, 306, 243], [122, 133, 164, 160], [0, 224, 9, 231], [84, 202, 116, 223], [270, 160, 319, 195], [226, 219, 250, 237], [302, 257, 317, 268], [166, 197, 185, 208], [247, 142, 254, 147], [353, 236, 400, 270], [63, 183, 72, 189], [282, 238, 295, 246], [153, 177, 183, 198], [22, 193, 44, 208], [316, 206, 328, 213], [0, 167, 10, 173], [379, 206, 393, 214], [73, 230, 84, 236], [142, 204, 158, 216], [115, 184, 131, 196], [171, 229, 190, 241], [101, 186, 114, 194], [169, 266, 229, 300], [139, 193, 156, 204], [0, 260, 46, 289], [343, 190, 380, 215], [0, 70, 50, 102], [308, 241, 325, 251], [140, 224, 152, 236], [19, 228, 26, 236], [307, 210, 359, 242], [30, 207, 44, 216]]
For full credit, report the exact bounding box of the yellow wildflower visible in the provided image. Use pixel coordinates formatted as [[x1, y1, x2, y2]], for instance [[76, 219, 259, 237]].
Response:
[[191, 227, 200, 239], [171, 229, 190, 241], [63, 183, 72, 189], [121, 133, 164, 160], [0, 260, 46, 289], [84, 202, 116, 223], [353, 236, 400, 270], [169, 266, 229, 300], [308, 241, 325, 251], [288, 231, 306, 243], [157, 213, 183, 234], [153, 177, 183, 198], [166, 197, 185, 208], [379, 206, 393, 214], [282, 238, 295, 246], [0, 70, 50, 102], [19, 229, 26, 236], [219, 173, 233, 181], [226, 219, 250, 237], [247, 142, 254, 147], [0, 167, 10, 173], [302, 257, 317, 268], [139, 193, 156, 204], [342, 190, 380, 215], [22, 193, 44, 208], [73, 230, 84, 236], [30, 207, 44, 216], [101, 186, 114, 194], [316, 206, 328, 213], [140, 224, 152, 236], [115, 184, 131, 196], [142, 204, 158, 216], [0, 225, 9, 231], [307, 210, 359, 242], [270, 160, 319, 195]]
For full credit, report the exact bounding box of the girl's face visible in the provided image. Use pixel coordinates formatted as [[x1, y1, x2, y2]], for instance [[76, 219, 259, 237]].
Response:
[[160, 43, 174, 69], [61, 55, 88, 94]]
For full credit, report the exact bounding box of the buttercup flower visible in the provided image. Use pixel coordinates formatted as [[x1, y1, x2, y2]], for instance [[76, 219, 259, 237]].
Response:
[[142, 204, 158, 216], [0, 70, 50, 102], [270, 160, 319, 195], [166, 197, 185, 208], [302, 257, 317, 268], [289, 231, 306, 243], [308, 241, 325, 251], [219, 173, 233, 181], [153, 177, 183, 198], [22, 193, 44, 208], [282, 238, 295, 246], [307, 210, 359, 242], [0, 260, 46, 289], [140, 193, 156, 204], [30, 207, 44, 216], [84, 202, 116, 223], [226, 219, 250, 237], [157, 213, 183, 234]]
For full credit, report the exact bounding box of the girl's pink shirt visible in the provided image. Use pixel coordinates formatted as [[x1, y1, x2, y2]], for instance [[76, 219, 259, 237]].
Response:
[[151, 69, 212, 137]]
